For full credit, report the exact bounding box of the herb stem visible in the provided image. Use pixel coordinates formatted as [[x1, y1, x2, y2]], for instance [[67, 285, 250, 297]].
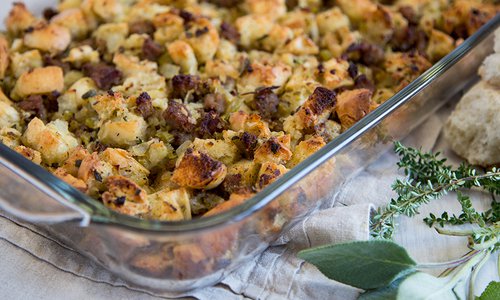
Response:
[[435, 227, 475, 236], [372, 168, 500, 239], [429, 251, 487, 299], [417, 250, 481, 270], [468, 251, 490, 300]]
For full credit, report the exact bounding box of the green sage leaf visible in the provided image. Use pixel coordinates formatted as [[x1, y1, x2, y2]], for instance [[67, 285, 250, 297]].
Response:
[[297, 240, 416, 290], [478, 281, 500, 300]]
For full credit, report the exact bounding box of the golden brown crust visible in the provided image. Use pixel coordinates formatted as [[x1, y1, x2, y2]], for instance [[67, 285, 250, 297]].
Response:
[[12, 67, 64, 99], [0, 36, 9, 79], [102, 175, 149, 216], [336, 88, 373, 130], [172, 149, 227, 190]]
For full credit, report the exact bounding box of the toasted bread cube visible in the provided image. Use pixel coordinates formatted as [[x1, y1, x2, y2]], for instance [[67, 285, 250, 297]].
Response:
[[5, 3, 37, 35], [148, 188, 192, 221], [336, 89, 372, 130], [9, 50, 44, 78], [172, 149, 227, 190], [53, 167, 87, 192], [0, 36, 9, 79], [256, 162, 288, 190], [167, 40, 198, 74], [51, 8, 89, 39], [288, 136, 326, 168], [24, 23, 71, 54], [254, 135, 293, 165], [100, 148, 150, 187], [102, 175, 149, 216], [12, 67, 64, 99], [98, 114, 148, 147], [183, 18, 220, 64], [14, 145, 42, 165], [22, 118, 79, 165], [0, 100, 20, 129]]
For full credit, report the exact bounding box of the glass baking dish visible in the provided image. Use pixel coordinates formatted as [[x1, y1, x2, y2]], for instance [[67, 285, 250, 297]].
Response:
[[0, 12, 498, 294]]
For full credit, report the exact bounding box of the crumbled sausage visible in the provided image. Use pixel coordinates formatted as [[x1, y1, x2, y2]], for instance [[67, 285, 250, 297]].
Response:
[[142, 37, 164, 61], [345, 42, 385, 66], [43, 54, 70, 73], [354, 74, 375, 93], [170, 74, 203, 99], [220, 22, 240, 43], [162, 100, 194, 132], [17, 95, 47, 120], [42, 7, 58, 21], [129, 20, 155, 35], [253, 86, 280, 120], [197, 111, 227, 138], [82, 63, 123, 90], [232, 132, 258, 159], [135, 92, 154, 118]]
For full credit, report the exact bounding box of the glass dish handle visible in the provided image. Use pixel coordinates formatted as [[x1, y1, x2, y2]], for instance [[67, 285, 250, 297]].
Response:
[[0, 154, 91, 225]]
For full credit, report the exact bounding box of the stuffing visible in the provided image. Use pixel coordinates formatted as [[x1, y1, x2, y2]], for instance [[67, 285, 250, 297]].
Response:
[[336, 89, 373, 130], [100, 148, 150, 187], [5, 2, 37, 35], [57, 77, 97, 114], [191, 138, 240, 165], [91, 0, 126, 23], [63, 46, 100, 68], [9, 50, 44, 78], [167, 40, 198, 74], [182, 17, 220, 65], [244, 0, 286, 19], [256, 161, 288, 190], [253, 135, 293, 165], [14, 145, 42, 165], [235, 15, 274, 48], [426, 30, 455, 62], [102, 175, 149, 216], [50, 8, 90, 39], [147, 188, 192, 221], [0, 98, 20, 129], [12, 67, 64, 99], [318, 58, 353, 90], [22, 118, 78, 165], [287, 136, 326, 168], [0, 36, 9, 79], [238, 61, 292, 93], [0, 0, 492, 224], [93, 22, 129, 54], [229, 112, 271, 138], [23, 23, 71, 54], [53, 167, 88, 192], [98, 113, 148, 147], [172, 149, 227, 190], [316, 7, 350, 36], [0, 128, 22, 148], [153, 12, 184, 44]]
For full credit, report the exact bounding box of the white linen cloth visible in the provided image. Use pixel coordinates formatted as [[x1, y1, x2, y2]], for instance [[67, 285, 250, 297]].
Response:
[[0, 1, 498, 299]]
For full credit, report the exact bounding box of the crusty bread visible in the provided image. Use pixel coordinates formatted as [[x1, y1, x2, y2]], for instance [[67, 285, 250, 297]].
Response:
[[479, 53, 500, 87], [444, 81, 500, 166]]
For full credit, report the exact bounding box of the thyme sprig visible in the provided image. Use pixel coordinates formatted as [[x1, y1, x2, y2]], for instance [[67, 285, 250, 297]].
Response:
[[370, 142, 500, 240]]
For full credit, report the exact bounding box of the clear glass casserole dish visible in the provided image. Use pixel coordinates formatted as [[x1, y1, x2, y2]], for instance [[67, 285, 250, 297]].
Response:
[[0, 10, 498, 294]]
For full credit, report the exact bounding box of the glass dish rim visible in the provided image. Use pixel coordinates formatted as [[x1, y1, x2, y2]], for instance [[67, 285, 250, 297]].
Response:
[[0, 15, 498, 234]]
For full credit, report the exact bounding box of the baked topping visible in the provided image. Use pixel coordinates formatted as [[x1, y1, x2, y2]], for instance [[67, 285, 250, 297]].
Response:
[[0, 0, 496, 221]]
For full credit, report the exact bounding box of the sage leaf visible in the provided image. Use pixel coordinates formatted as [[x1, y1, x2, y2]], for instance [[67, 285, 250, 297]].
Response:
[[478, 281, 500, 300], [297, 240, 416, 290]]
